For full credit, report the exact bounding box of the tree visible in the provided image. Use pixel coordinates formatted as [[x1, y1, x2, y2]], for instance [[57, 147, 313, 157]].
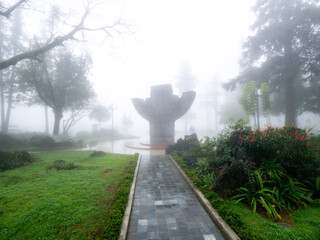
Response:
[[175, 60, 197, 133], [200, 78, 221, 132], [20, 49, 94, 135], [239, 81, 259, 128], [175, 60, 196, 94], [0, 8, 24, 133], [89, 105, 111, 130], [121, 114, 133, 132], [219, 100, 247, 126], [62, 108, 88, 135], [0, 0, 127, 70], [261, 82, 271, 124], [0, 0, 28, 19], [225, 0, 320, 126]]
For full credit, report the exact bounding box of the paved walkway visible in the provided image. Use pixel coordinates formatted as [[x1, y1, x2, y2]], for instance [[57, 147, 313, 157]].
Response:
[[127, 155, 225, 240]]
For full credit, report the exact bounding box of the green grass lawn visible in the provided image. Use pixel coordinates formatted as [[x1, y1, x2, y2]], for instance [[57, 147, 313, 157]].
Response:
[[225, 199, 320, 240], [0, 151, 137, 240]]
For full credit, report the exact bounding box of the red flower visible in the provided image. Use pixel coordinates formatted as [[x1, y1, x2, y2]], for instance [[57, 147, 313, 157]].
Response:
[[299, 136, 303, 140], [294, 130, 299, 135], [239, 136, 243, 139], [250, 139, 254, 142]]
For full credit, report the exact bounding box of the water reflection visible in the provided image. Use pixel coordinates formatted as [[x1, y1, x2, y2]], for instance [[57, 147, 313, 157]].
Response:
[[81, 139, 165, 155]]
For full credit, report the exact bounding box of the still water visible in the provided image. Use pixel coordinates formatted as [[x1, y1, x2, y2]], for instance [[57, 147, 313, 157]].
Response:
[[81, 139, 165, 155]]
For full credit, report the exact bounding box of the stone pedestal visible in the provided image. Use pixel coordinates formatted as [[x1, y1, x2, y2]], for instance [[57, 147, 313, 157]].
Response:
[[132, 84, 196, 144]]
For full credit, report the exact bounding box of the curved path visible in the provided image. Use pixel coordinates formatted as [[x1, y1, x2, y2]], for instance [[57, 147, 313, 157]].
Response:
[[127, 155, 225, 240]]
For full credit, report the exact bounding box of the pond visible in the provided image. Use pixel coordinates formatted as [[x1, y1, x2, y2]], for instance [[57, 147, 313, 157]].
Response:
[[81, 138, 165, 155]]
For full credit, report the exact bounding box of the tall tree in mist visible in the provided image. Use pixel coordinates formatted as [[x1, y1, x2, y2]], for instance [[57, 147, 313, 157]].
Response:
[[201, 79, 220, 132], [175, 60, 196, 94], [0, 16, 7, 132], [20, 49, 94, 135], [0, 9, 24, 133], [261, 82, 271, 124], [225, 0, 320, 126], [239, 81, 259, 128], [175, 61, 196, 133], [89, 105, 111, 130]]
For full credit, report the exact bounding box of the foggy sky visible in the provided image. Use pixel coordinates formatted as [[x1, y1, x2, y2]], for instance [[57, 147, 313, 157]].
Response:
[[7, 0, 320, 136]]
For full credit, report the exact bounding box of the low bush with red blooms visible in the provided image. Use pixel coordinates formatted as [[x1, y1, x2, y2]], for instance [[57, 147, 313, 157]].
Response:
[[239, 126, 319, 183]]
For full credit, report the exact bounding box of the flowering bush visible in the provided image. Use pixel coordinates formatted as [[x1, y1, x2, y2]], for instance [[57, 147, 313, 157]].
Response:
[[239, 126, 319, 183]]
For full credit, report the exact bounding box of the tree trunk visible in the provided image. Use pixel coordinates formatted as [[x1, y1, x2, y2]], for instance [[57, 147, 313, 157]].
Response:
[[0, 72, 5, 133], [4, 77, 14, 133], [284, 32, 297, 126], [45, 105, 49, 134], [285, 78, 296, 126], [53, 109, 62, 136]]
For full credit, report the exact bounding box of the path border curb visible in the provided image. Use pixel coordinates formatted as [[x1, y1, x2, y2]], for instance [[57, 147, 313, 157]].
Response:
[[119, 154, 142, 240], [168, 155, 240, 240]]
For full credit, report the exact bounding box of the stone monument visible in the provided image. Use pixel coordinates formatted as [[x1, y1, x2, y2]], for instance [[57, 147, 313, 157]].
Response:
[[132, 84, 196, 144]]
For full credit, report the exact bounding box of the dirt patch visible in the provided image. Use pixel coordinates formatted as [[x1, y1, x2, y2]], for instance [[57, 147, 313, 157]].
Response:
[[257, 206, 295, 227], [90, 151, 106, 157], [46, 163, 78, 172], [105, 185, 118, 192], [104, 169, 113, 174], [54, 159, 66, 164], [275, 211, 295, 227]]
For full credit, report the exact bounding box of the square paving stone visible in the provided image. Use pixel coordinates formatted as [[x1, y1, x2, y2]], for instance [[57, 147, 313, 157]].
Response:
[[158, 231, 170, 239], [147, 231, 158, 239], [137, 232, 148, 240]]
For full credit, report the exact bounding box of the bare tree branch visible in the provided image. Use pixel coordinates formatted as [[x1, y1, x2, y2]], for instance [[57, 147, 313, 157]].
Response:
[[0, 2, 128, 71], [63, 109, 87, 134], [0, 7, 89, 70], [0, 0, 28, 19]]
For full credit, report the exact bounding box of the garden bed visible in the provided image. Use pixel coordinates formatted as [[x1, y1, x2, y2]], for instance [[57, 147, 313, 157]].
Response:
[[168, 120, 320, 240]]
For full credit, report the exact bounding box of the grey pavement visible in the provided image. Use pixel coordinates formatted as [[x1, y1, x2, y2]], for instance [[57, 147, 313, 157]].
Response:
[[127, 155, 225, 240]]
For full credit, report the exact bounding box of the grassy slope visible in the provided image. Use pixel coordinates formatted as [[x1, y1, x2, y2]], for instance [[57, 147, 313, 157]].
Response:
[[0, 151, 137, 240]]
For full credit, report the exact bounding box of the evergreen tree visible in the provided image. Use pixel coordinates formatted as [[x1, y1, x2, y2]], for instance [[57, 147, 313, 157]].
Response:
[[226, 0, 320, 126]]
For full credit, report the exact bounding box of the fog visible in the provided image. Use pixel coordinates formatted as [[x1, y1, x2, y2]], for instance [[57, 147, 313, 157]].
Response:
[[1, 0, 320, 141]]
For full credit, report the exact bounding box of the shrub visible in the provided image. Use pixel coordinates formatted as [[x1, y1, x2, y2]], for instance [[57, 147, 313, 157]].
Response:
[[0, 150, 35, 172], [29, 135, 56, 148], [211, 160, 250, 197], [171, 121, 320, 219], [275, 176, 313, 212], [90, 151, 106, 157], [166, 133, 202, 167], [75, 130, 91, 139], [0, 134, 23, 149], [207, 120, 251, 171], [166, 133, 200, 153], [240, 126, 320, 183], [56, 140, 79, 148], [232, 170, 281, 219]]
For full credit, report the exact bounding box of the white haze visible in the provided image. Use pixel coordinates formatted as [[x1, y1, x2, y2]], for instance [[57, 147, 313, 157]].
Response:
[[7, 0, 320, 138]]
